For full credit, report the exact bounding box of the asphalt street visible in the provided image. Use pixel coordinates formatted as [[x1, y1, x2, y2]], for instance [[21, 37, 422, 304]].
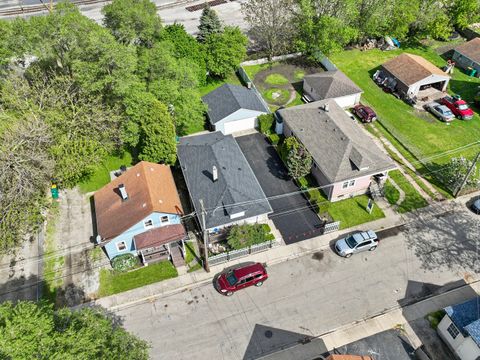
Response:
[[115, 207, 480, 360]]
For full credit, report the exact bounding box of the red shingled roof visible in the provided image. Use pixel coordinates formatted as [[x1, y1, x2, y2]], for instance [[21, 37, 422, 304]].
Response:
[[134, 224, 186, 250]]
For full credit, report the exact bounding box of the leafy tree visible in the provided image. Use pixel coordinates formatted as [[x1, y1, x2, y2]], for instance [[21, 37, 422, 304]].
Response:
[[286, 141, 312, 179], [0, 118, 53, 252], [279, 136, 300, 162], [449, 0, 480, 28], [204, 26, 247, 78], [137, 43, 206, 135], [161, 24, 207, 85], [242, 0, 295, 61], [102, 0, 163, 47], [125, 92, 177, 164], [380, 0, 419, 39], [438, 156, 480, 193], [197, 5, 222, 43], [0, 301, 149, 359], [258, 113, 275, 134]]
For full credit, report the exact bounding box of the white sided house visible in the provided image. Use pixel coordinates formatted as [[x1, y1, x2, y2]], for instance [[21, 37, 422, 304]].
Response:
[[380, 53, 450, 98], [303, 70, 363, 108], [177, 132, 273, 233], [438, 297, 480, 360], [202, 83, 269, 135], [276, 99, 396, 202]]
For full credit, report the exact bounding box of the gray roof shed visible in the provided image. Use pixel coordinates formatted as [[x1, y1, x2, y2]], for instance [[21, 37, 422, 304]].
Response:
[[202, 84, 268, 125], [303, 70, 363, 100]]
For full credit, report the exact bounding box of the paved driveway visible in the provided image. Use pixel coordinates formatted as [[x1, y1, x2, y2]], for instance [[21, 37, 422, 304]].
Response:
[[236, 133, 323, 244]]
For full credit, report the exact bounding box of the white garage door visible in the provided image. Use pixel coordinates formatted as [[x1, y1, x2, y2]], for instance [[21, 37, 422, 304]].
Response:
[[334, 94, 358, 109], [223, 117, 257, 135]]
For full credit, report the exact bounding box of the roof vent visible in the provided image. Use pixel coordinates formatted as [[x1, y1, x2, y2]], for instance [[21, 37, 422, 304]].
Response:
[[137, 173, 140, 177], [150, 167, 154, 171], [323, 103, 329, 112], [142, 203, 146, 208], [118, 184, 128, 201], [212, 165, 218, 182]]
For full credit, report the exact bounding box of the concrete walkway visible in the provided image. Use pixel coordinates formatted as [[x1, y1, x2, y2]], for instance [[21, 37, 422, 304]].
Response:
[[91, 191, 477, 311]]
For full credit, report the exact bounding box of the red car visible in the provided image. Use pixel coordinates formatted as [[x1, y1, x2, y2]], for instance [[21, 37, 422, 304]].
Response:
[[352, 104, 377, 123], [216, 262, 268, 296], [441, 95, 474, 120]]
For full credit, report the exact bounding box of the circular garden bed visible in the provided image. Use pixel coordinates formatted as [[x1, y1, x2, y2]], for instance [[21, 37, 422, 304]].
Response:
[[263, 88, 290, 105]]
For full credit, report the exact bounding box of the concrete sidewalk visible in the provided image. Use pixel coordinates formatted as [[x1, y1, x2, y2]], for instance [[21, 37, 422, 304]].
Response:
[[92, 193, 473, 310]]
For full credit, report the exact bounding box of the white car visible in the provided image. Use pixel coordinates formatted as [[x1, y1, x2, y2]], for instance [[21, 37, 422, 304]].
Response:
[[335, 230, 378, 258]]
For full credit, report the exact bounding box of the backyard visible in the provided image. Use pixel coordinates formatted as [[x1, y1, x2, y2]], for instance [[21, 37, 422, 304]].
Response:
[[330, 42, 480, 193], [242, 59, 323, 110]]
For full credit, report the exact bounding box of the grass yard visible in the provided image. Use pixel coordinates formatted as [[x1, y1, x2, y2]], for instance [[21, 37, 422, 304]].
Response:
[[263, 88, 290, 104], [78, 151, 133, 193], [389, 170, 428, 213], [265, 73, 289, 85], [384, 179, 401, 205], [330, 46, 480, 193], [98, 261, 178, 297], [198, 73, 242, 97]]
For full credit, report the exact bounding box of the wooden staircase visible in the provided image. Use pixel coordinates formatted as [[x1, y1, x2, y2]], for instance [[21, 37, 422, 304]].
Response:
[[170, 246, 185, 268]]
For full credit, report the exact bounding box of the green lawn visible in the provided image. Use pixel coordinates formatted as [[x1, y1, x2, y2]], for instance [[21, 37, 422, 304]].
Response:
[[389, 170, 429, 213], [384, 179, 401, 205], [78, 151, 133, 193], [98, 261, 178, 297], [265, 73, 289, 85], [263, 88, 290, 104], [243, 63, 272, 80], [198, 72, 242, 97], [330, 46, 480, 192], [327, 195, 385, 229]]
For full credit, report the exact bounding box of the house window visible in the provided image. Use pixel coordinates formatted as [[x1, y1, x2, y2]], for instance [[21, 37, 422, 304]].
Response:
[[144, 219, 154, 229], [342, 181, 349, 189], [160, 215, 169, 225], [349, 180, 355, 187], [447, 323, 459, 339], [116, 241, 127, 251]]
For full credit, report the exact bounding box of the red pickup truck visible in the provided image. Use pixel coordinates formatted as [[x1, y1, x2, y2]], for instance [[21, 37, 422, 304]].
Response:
[[441, 96, 474, 120]]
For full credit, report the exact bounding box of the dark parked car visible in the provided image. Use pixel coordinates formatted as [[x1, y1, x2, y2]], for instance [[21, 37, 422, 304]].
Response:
[[352, 104, 377, 123], [471, 198, 480, 214], [216, 262, 268, 296]]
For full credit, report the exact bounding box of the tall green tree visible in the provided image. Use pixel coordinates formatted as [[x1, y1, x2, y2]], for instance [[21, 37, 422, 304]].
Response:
[[124, 92, 177, 164], [204, 26, 247, 78], [450, 0, 480, 28], [242, 0, 295, 61], [286, 141, 313, 179], [197, 5, 223, 43], [0, 301, 149, 359], [102, 0, 163, 47]]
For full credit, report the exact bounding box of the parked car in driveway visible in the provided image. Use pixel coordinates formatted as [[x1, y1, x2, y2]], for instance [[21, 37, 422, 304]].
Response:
[[441, 95, 474, 120], [470, 198, 480, 214], [424, 102, 455, 122], [352, 104, 377, 123], [215, 262, 268, 296], [335, 230, 378, 258]]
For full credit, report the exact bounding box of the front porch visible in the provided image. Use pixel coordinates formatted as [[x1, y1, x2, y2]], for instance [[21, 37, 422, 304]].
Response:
[[414, 87, 446, 110]]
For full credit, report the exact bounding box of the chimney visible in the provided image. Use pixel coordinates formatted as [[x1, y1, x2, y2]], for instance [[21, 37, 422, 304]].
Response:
[[212, 166, 218, 182], [323, 103, 329, 112], [118, 183, 128, 201]]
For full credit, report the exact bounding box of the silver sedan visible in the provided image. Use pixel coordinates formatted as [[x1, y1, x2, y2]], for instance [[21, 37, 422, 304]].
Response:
[[425, 103, 455, 122]]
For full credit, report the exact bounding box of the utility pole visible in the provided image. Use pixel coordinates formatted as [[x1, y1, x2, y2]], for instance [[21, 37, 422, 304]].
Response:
[[199, 199, 210, 272], [455, 151, 480, 197]]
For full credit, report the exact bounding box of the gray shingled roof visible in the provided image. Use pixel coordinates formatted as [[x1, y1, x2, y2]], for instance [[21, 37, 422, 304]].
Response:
[[303, 70, 362, 100], [202, 84, 268, 124], [277, 100, 396, 183], [177, 132, 272, 230]]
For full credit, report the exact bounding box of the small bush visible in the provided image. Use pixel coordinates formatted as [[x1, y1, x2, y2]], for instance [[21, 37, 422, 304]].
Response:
[[297, 176, 309, 190], [227, 223, 274, 250], [258, 114, 274, 134], [111, 253, 138, 272], [268, 133, 280, 145]]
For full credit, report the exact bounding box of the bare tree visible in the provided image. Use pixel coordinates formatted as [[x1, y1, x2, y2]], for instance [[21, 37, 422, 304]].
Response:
[[242, 0, 295, 61]]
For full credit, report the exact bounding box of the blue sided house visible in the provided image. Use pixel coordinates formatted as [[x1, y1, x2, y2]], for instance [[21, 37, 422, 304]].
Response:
[[94, 161, 187, 267], [438, 297, 480, 360]]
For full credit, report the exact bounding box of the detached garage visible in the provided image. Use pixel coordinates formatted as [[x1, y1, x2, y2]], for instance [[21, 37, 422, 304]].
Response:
[[303, 70, 363, 108], [202, 83, 269, 135], [380, 53, 450, 98]]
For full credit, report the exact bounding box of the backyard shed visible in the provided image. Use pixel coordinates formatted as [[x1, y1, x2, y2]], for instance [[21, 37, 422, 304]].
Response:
[[202, 83, 269, 135], [303, 70, 363, 108], [452, 38, 480, 76], [380, 53, 450, 98]]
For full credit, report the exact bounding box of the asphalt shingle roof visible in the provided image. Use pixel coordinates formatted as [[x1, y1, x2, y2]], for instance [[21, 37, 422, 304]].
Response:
[[445, 297, 480, 346], [303, 70, 363, 100], [177, 132, 272, 230], [277, 100, 396, 183], [381, 53, 449, 86], [454, 38, 480, 64], [202, 83, 268, 124]]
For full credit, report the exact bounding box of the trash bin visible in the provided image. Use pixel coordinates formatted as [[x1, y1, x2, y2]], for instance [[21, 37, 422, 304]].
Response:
[[51, 184, 59, 199], [467, 67, 477, 77]]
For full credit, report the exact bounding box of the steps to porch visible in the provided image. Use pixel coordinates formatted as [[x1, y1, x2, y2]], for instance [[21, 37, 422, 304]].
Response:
[[170, 246, 185, 268]]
